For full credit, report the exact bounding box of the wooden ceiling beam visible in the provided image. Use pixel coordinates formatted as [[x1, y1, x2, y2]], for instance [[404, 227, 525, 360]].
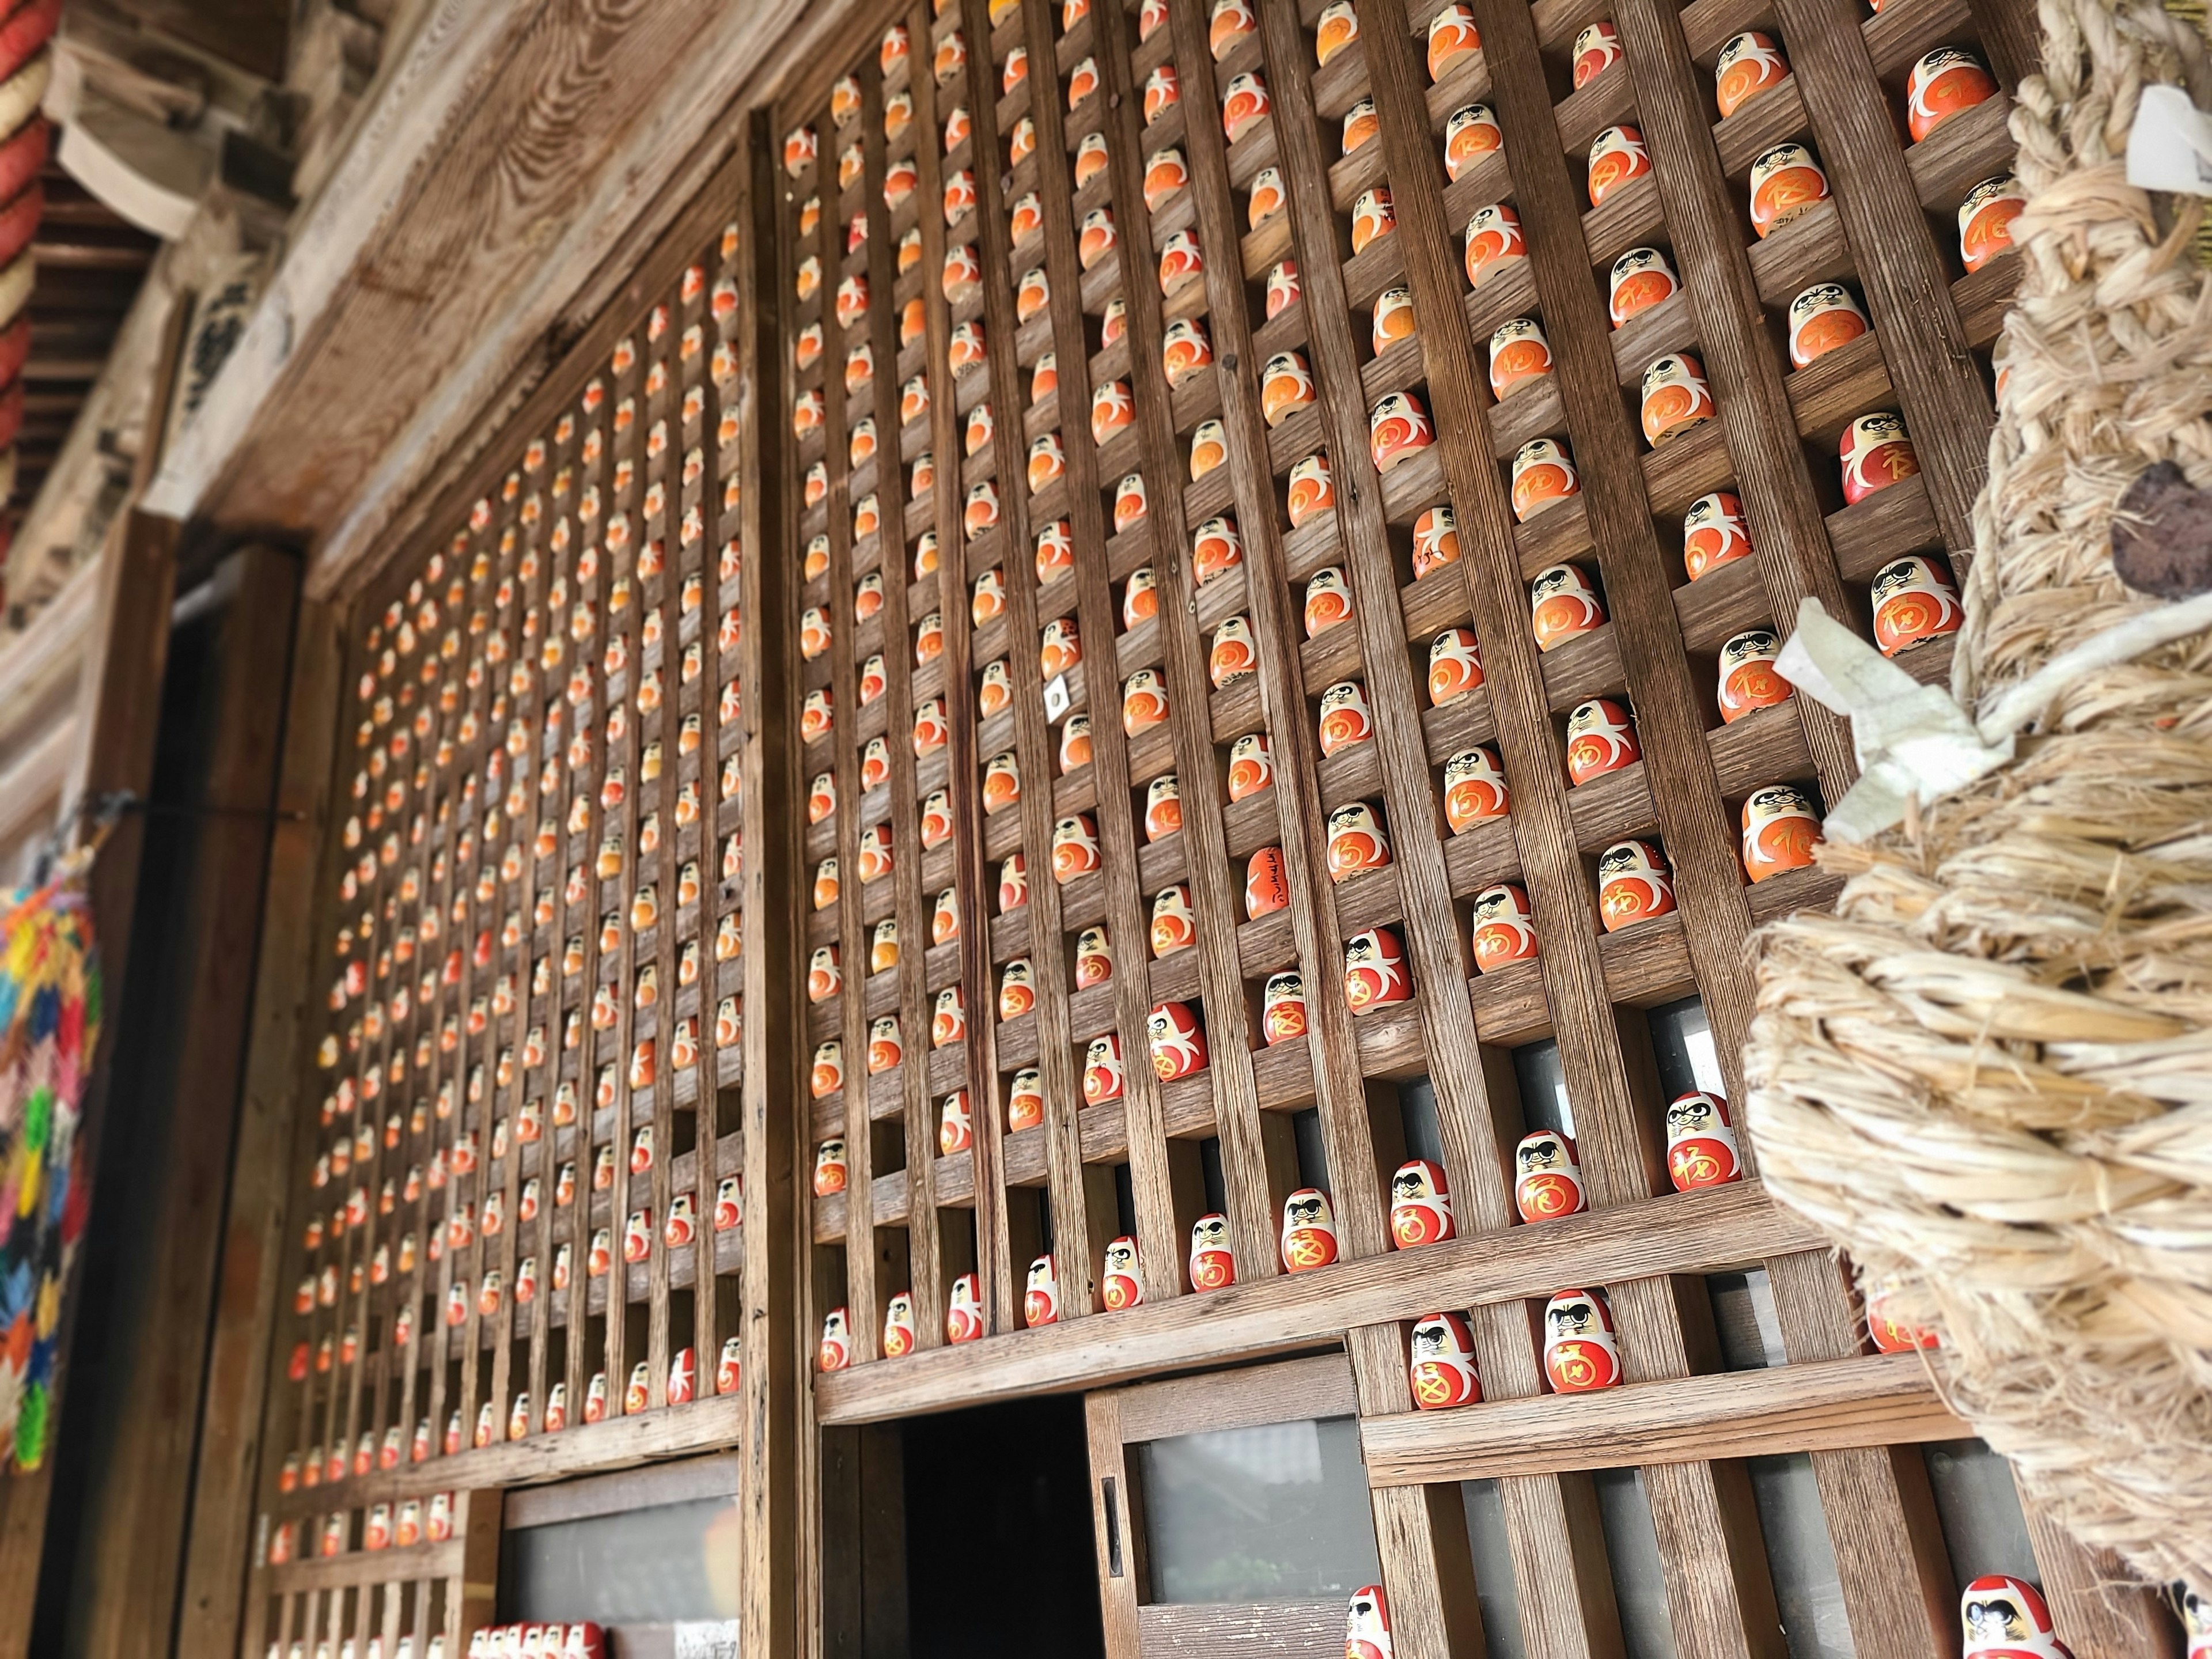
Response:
[[138, 0, 872, 600]]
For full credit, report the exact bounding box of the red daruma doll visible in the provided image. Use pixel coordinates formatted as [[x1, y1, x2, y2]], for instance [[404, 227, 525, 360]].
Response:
[[1025, 1254, 1060, 1326], [1666, 1090, 1743, 1190], [946, 1272, 984, 1343], [1574, 20, 1622, 87], [1565, 697, 1640, 785], [1343, 926, 1412, 1010], [1872, 554, 1964, 656], [1148, 1001, 1209, 1080], [1471, 884, 1540, 971], [1960, 1575, 2072, 1658], [1490, 317, 1553, 399], [1281, 1188, 1340, 1271], [1102, 1237, 1143, 1310], [1718, 629, 1792, 723], [1959, 173, 2026, 271], [1544, 1287, 1622, 1391], [1445, 103, 1501, 180], [1609, 246, 1677, 327], [1190, 1213, 1237, 1289], [1741, 783, 1823, 881], [1512, 439, 1579, 522], [1514, 1129, 1586, 1222], [1390, 1158, 1455, 1247], [1907, 48, 1997, 142], [1586, 126, 1650, 206], [1597, 839, 1677, 932], [1840, 411, 1919, 503], [1408, 1313, 1483, 1410], [1715, 31, 1790, 117], [1639, 354, 1716, 447], [1787, 282, 1868, 367], [819, 1308, 852, 1372], [1683, 490, 1752, 580], [1349, 1586, 1395, 1659], [1530, 563, 1605, 651], [1464, 204, 1526, 287], [1748, 142, 1831, 237], [1444, 745, 1510, 832], [1262, 971, 1307, 1043]]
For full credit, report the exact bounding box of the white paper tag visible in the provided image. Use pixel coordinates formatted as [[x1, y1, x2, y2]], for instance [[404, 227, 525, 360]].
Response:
[[673, 1619, 741, 1659], [1042, 673, 1071, 721], [2127, 84, 2212, 195]]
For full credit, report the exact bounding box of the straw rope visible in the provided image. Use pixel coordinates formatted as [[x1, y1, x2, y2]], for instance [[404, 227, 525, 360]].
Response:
[[1745, 0, 2212, 1600]]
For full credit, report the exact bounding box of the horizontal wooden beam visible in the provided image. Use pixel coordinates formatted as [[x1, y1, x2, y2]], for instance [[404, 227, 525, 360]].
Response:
[[265, 1393, 744, 1522], [251, 1535, 465, 1597], [1359, 1353, 1965, 1487], [814, 1183, 1819, 1426]]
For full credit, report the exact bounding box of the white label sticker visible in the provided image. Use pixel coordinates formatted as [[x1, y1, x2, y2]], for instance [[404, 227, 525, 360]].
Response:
[[1043, 673, 1071, 721], [2128, 84, 2212, 195]]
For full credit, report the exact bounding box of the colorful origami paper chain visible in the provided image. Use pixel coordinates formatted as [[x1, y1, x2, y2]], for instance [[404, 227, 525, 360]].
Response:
[[0, 870, 99, 1474]]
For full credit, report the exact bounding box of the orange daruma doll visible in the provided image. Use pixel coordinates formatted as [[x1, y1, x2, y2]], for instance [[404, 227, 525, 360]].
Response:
[[1741, 783, 1821, 881]]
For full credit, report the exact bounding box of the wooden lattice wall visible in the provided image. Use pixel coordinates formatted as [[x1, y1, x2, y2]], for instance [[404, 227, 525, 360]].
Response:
[[240, 128, 806, 1656], [772, 0, 2172, 1652]]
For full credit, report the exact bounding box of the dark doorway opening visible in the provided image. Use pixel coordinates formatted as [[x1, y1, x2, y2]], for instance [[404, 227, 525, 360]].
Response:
[[902, 1393, 1104, 1658]]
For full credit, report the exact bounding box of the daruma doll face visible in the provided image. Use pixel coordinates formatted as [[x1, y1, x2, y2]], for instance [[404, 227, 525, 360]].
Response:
[[1544, 1289, 1621, 1391], [1145, 146, 1189, 211], [1052, 813, 1103, 881], [1351, 187, 1396, 255], [1530, 564, 1605, 652], [1145, 63, 1179, 126], [1222, 71, 1271, 143], [1151, 884, 1196, 955], [1075, 927, 1115, 991], [1189, 419, 1228, 479], [1305, 568, 1354, 638], [1427, 628, 1484, 706], [1262, 353, 1316, 427], [1006, 1069, 1044, 1131], [1609, 245, 1677, 327], [1194, 514, 1244, 584], [1390, 1158, 1455, 1248], [1082, 1034, 1124, 1104], [1210, 615, 1257, 688], [1158, 230, 1206, 296], [1412, 505, 1461, 578], [1326, 802, 1392, 882], [1683, 491, 1752, 581], [1639, 353, 1716, 448], [999, 957, 1036, 1020], [1190, 1213, 1237, 1289], [1427, 3, 1480, 80], [1665, 1090, 1742, 1190], [1163, 320, 1213, 388], [1840, 412, 1918, 503], [1102, 1236, 1142, 1309], [1315, 0, 1358, 64], [1469, 884, 1539, 972], [1369, 391, 1434, 472]]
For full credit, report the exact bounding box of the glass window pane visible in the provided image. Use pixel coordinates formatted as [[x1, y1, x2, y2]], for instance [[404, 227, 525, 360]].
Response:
[[1747, 1453, 1856, 1658], [1707, 1270, 1787, 1370], [1594, 1467, 1679, 1659], [1923, 1439, 2039, 1587], [1462, 1479, 1529, 1659], [499, 1495, 741, 1624], [1648, 997, 1726, 1101], [1135, 1416, 1381, 1604], [1515, 1040, 1574, 1138]]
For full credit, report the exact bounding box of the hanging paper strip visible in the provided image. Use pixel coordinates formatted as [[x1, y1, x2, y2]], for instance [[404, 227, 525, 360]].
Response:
[[0, 872, 99, 1473]]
